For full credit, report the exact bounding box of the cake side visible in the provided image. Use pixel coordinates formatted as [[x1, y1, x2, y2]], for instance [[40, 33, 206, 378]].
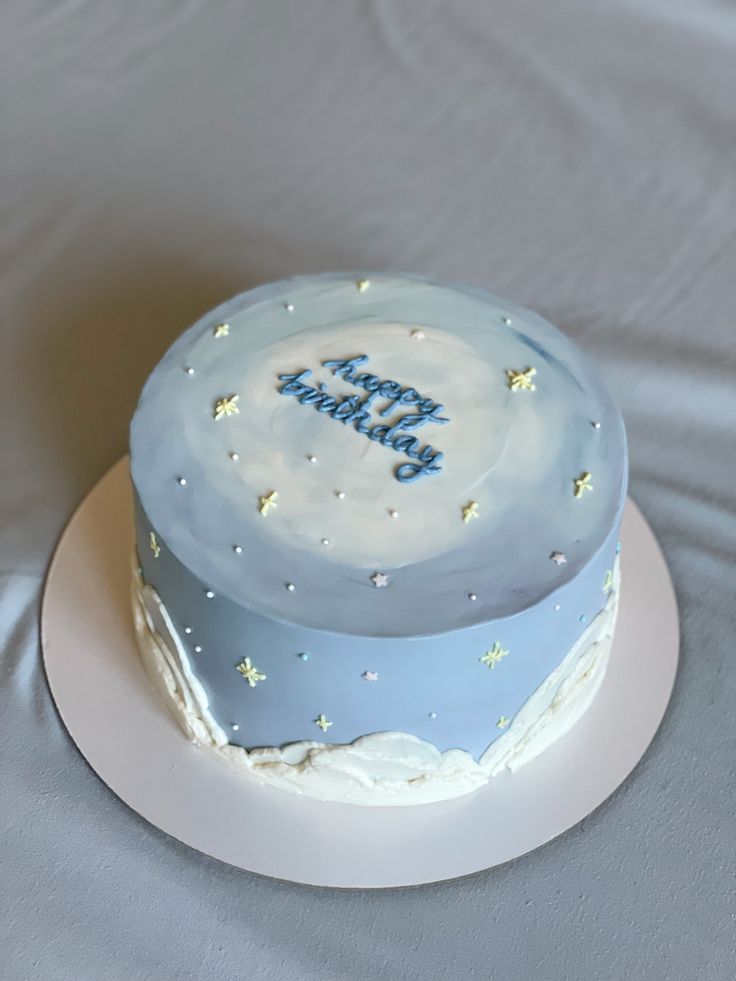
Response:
[[132, 556, 621, 805]]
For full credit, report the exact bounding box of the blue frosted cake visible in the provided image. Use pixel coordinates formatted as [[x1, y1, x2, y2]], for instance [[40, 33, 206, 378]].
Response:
[[130, 273, 627, 805]]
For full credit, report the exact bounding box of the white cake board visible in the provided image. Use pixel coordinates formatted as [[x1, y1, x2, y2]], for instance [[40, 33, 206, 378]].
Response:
[[41, 458, 678, 889]]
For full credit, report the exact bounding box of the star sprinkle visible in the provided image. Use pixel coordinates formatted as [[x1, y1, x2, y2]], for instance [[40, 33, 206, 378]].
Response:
[[411, 329, 425, 340], [213, 322, 229, 338], [573, 471, 594, 498], [603, 569, 614, 593], [236, 657, 266, 687], [506, 366, 537, 392], [356, 278, 370, 292], [315, 714, 333, 733], [496, 716, 511, 730], [550, 551, 567, 566], [371, 572, 389, 588], [214, 394, 239, 420], [362, 671, 379, 682], [480, 641, 509, 670], [462, 501, 479, 524], [259, 490, 278, 516], [149, 532, 160, 558]]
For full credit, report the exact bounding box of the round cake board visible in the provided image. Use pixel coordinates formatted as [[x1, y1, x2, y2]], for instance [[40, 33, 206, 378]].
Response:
[[41, 458, 679, 889]]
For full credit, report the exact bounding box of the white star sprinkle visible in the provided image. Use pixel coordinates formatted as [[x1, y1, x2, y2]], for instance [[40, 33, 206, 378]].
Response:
[[371, 572, 389, 588], [362, 671, 379, 682], [550, 551, 567, 566], [315, 714, 333, 733]]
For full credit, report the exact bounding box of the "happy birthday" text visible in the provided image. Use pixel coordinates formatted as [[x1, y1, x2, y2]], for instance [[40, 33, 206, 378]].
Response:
[[277, 354, 449, 483]]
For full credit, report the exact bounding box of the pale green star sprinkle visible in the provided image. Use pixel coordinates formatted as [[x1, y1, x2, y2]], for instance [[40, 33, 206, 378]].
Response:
[[506, 366, 537, 391], [315, 714, 333, 733], [573, 471, 594, 498], [214, 394, 239, 420], [480, 641, 509, 669], [236, 657, 266, 687]]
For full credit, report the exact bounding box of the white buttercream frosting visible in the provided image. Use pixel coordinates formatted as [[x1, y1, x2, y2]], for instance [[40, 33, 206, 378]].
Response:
[[132, 557, 620, 806]]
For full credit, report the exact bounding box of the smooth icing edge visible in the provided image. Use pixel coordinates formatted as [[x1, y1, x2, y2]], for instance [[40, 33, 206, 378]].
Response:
[[131, 557, 620, 806]]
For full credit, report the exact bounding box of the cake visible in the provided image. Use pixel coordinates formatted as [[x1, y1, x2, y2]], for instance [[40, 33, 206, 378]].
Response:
[[130, 273, 627, 805]]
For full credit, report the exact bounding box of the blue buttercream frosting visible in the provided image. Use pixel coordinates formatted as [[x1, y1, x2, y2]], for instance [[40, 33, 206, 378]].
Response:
[[130, 273, 627, 758]]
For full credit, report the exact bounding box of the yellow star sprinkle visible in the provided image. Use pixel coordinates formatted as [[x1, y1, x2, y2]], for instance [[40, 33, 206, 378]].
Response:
[[236, 657, 266, 687], [259, 490, 278, 516], [603, 569, 614, 593], [213, 322, 230, 338], [149, 532, 160, 558], [480, 641, 509, 669], [506, 366, 537, 392], [214, 394, 239, 420], [573, 471, 594, 498], [356, 278, 370, 292], [496, 716, 511, 730], [315, 714, 333, 733], [462, 500, 479, 524]]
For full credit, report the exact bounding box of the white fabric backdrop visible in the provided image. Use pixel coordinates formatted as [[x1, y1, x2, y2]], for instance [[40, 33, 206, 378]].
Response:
[[1, 1, 734, 978]]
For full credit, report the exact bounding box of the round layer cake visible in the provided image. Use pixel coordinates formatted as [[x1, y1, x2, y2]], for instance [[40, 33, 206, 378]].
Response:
[[130, 272, 627, 805]]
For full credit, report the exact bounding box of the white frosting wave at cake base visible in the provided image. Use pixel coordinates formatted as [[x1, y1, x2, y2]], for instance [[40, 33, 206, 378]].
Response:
[[132, 558, 620, 806]]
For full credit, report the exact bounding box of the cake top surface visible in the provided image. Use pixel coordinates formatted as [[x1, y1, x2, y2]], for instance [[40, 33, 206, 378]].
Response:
[[130, 273, 627, 637]]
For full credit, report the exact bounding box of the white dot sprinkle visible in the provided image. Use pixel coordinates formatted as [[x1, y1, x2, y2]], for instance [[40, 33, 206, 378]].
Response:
[[286, 582, 295, 591], [232, 723, 239, 732], [592, 421, 601, 430], [389, 510, 399, 519], [233, 545, 242, 554], [205, 590, 214, 599], [184, 626, 192, 634], [554, 603, 561, 611], [307, 455, 317, 463], [230, 452, 239, 461], [468, 592, 477, 601], [336, 491, 346, 500], [177, 476, 187, 486], [429, 712, 437, 719], [194, 645, 202, 653], [321, 538, 330, 547], [185, 366, 194, 375], [284, 303, 294, 312], [501, 316, 512, 325]]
